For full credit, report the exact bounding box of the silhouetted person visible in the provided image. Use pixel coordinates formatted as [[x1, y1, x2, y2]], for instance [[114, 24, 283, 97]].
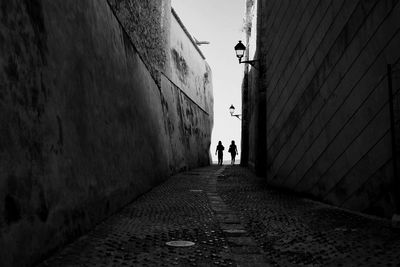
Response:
[[228, 140, 238, 165], [215, 141, 224, 165]]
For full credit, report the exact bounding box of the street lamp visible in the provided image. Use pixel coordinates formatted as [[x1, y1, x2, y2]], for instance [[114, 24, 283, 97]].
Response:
[[229, 105, 241, 120], [234, 41, 258, 68]]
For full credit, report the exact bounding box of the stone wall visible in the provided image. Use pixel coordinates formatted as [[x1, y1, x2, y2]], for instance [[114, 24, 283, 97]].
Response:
[[243, 0, 266, 174], [168, 9, 213, 114], [108, 0, 170, 86], [0, 0, 213, 266], [250, 0, 400, 217], [161, 74, 212, 173], [162, 9, 213, 172]]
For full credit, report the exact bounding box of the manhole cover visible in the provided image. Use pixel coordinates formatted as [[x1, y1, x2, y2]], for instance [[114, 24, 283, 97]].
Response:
[[190, 190, 203, 192], [166, 240, 195, 247]]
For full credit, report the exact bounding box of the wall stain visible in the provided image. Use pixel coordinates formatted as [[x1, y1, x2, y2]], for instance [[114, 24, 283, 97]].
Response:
[[40, 73, 47, 101], [24, 0, 47, 63], [36, 188, 48, 222], [31, 85, 39, 108], [4, 194, 21, 224], [4, 56, 19, 82], [50, 115, 63, 154], [171, 48, 188, 81], [56, 115, 63, 147]]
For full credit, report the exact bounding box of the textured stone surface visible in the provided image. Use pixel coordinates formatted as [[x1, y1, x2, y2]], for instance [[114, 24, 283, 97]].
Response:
[[168, 9, 213, 114], [38, 166, 238, 267], [109, 0, 213, 172], [108, 1, 213, 114], [220, 166, 400, 266], [108, 0, 170, 86], [37, 165, 400, 267], [160, 75, 212, 173], [0, 0, 212, 266]]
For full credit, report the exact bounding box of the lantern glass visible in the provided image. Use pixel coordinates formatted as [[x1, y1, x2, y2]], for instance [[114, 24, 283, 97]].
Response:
[[229, 105, 235, 115], [235, 49, 244, 59], [234, 41, 246, 59]]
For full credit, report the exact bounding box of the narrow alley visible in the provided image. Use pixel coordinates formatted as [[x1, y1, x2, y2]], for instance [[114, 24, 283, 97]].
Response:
[[2, 1, 400, 266], [38, 165, 400, 266]]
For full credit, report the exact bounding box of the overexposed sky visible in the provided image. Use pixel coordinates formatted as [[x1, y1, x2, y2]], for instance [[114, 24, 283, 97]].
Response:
[[171, 0, 245, 162]]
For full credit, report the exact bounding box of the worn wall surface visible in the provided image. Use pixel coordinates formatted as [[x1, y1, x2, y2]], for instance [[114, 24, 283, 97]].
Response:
[[109, 2, 213, 171], [168, 9, 213, 115], [0, 0, 213, 266], [253, 0, 400, 217], [161, 75, 212, 173], [108, 0, 170, 86], [161, 9, 213, 172], [243, 0, 266, 174]]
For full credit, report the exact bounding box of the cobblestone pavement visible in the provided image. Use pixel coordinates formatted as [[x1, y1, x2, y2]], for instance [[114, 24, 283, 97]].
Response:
[[38, 165, 400, 266]]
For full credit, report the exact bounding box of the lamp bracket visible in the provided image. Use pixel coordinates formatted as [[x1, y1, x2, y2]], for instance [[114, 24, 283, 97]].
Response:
[[231, 114, 242, 120], [239, 58, 258, 69]]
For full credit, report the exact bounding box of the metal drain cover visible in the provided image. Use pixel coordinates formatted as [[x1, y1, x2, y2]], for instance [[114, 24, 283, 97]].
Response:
[[166, 240, 195, 247]]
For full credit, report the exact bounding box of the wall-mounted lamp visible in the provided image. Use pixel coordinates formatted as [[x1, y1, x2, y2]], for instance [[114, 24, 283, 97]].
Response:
[[234, 41, 258, 68], [229, 105, 241, 120]]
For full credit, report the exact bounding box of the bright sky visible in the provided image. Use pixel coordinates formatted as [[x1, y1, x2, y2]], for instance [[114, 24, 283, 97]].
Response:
[[171, 0, 245, 163]]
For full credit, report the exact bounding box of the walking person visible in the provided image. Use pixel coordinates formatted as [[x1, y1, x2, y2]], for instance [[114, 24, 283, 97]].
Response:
[[228, 140, 238, 165], [215, 141, 224, 166]]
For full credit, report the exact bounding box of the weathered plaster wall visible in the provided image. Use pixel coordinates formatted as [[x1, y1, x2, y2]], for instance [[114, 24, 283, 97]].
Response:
[[254, 0, 400, 217], [0, 0, 213, 266], [161, 75, 212, 173], [169, 9, 213, 115], [162, 10, 213, 172], [108, 0, 171, 86], [108, 2, 213, 171], [108, 1, 213, 172]]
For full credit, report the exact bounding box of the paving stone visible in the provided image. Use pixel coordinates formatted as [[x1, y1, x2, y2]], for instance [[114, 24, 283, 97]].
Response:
[[227, 237, 257, 247], [230, 245, 261, 255], [219, 166, 400, 266], [231, 254, 270, 267], [222, 229, 248, 237], [37, 165, 400, 266], [219, 223, 246, 231], [216, 214, 241, 224]]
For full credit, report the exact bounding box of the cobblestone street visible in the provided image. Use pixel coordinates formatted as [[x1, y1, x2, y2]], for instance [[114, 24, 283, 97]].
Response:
[[38, 165, 400, 266]]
